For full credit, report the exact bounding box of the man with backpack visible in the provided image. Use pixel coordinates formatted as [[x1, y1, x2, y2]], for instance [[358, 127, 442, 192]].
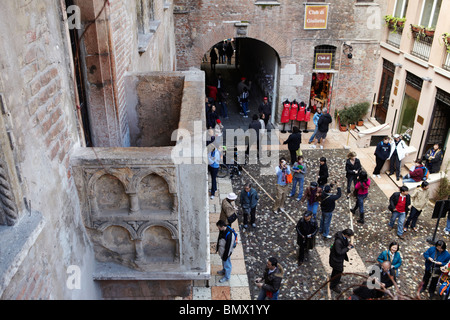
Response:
[[216, 220, 238, 283]]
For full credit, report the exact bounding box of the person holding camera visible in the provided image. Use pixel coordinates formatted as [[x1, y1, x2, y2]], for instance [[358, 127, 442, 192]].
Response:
[[273, 157, 291, 215], [421, 240, 450, 299]]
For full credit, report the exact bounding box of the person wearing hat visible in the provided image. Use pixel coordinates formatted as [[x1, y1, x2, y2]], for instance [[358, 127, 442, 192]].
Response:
[[296, 210, 318, 265], [319, 182, 342, 239], [220, 192, 238, 226], [387, 134, 407, 181], [300, 181, 322, 222], [258, 97, 272, 127]]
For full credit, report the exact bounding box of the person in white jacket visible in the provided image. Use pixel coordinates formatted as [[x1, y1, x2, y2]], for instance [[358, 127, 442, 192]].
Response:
[[387, 134, 407, 181]]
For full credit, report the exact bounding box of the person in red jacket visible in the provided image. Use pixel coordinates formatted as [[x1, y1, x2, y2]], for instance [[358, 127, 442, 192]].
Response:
[[402, 159, 425, 183]]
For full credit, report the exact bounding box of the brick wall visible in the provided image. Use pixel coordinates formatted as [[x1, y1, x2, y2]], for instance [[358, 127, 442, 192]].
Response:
[[0, 0, 99, 300], [109, 0, 133, 147], [174, 0, 386, 117]]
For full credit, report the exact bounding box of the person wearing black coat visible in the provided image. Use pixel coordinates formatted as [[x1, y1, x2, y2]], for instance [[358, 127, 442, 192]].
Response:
[[248, 114, 262, 159], [283, 126, 302, 165], [423, 143, 444, 174], [315, 112, 332, 149], [210, 47, 218, 71], [373, 137, 391, 178], [345, 152, 362, 195], [319, 183, 342, 239], [318, 157, 329, 188], [206, 104, 219, 129], [296, 211, 318, 265], [329, 228, 354, 293]]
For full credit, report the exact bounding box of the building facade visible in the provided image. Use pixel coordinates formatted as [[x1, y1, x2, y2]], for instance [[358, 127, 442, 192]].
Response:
[[174, 0, 387, 125], [374, 0, 450, 171]]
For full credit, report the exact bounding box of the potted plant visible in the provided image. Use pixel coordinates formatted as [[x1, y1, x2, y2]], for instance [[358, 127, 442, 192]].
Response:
[[411, 24, 426, 40], [353, 102, 370, 126], [424, 27, 435, 37], [336, 108, 350, 132], [384, 15, 395, 26], [342, 106, 359, 130], [396, 17, 406, 27], [384, 15, 405, 33], [411, 24, 423, 33], [443, 33, 450, 53], [396, 17, 406, 32]]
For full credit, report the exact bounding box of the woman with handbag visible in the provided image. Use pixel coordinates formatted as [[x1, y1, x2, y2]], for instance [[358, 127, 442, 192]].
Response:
[[421, 240, 450, 299], [296, 210, 318, 265]]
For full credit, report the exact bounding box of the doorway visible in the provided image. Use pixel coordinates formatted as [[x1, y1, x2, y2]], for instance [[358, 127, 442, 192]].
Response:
[[396, 72, 423, 145], [423, 88, 450, 156], [376, 59, 395, 124], [309, 72, 334, 113], [201, 37, 280, 131]]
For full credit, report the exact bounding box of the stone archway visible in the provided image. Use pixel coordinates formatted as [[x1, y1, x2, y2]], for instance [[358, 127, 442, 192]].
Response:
[[201, 35, 282, 128], [177, 25, 288, 72]]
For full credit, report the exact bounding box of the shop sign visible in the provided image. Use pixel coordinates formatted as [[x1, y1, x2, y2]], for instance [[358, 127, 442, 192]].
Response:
[[304, 5, 329, 30], [315, 53, 333, 70]]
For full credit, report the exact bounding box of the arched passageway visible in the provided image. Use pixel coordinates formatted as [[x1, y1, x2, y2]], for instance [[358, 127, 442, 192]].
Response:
[[201, 37, 280, 131]]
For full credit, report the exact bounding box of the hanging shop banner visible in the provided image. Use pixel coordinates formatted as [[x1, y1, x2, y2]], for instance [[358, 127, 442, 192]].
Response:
[[315, 53, 333, 70], [304, 5, 329, 30]]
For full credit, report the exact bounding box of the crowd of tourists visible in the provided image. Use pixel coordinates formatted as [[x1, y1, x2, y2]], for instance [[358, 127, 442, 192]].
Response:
[[202, 60, 448, 300]]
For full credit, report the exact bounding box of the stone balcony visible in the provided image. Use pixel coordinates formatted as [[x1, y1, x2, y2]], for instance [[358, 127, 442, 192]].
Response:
[[71, 70, 210, 290]]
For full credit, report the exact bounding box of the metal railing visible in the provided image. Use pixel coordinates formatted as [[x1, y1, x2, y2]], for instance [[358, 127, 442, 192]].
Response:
[[443, 51, 450, 71], [386, 30, 402, 48], [410, 34, 433, 61]]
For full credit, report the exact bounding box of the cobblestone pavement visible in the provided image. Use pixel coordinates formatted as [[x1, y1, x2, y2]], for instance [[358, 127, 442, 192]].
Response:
[[229, 148, 448, 300]]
